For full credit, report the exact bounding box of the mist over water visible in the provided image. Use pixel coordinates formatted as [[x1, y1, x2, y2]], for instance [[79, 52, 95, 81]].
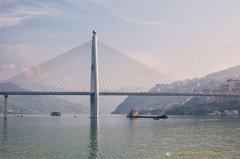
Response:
[[0, 114, 239, 159]]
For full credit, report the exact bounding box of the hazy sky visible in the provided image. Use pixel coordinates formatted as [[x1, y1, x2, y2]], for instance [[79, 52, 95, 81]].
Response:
[[1, 0, 240, 81]]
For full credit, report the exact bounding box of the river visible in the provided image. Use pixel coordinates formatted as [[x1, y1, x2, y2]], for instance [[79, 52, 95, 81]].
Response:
[[0, 114, 239, 159]]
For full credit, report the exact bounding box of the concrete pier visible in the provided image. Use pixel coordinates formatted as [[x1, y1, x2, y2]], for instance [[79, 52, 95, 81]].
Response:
[[4, 95, 8, 119]]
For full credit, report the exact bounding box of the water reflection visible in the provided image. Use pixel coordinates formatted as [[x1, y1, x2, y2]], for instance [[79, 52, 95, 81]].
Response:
[[2, 120, 8, 142], [88, 119, 100, 159], [0, 120, 8, 158]]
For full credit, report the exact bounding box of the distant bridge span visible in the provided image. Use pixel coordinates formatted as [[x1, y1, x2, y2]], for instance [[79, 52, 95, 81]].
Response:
[[1, 92, 240, 97]]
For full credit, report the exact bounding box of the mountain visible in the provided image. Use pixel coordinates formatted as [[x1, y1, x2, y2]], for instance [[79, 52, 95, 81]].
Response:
[[112, 64, 240, 114], [0, 83, 88, 114], [112, 96, 188, 114], [204, 65, 240, 80]]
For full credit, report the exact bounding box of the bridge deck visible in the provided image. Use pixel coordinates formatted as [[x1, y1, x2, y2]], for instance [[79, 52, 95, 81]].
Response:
[[1, 92, 240, 97]]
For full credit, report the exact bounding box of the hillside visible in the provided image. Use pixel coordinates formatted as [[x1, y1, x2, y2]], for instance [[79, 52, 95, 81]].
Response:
[[0, 83, 88, 114], [204, 65, 240, 80], [166, 98, 240, 115], [112, 64, 240, 114], [112, 96, 188, 114]]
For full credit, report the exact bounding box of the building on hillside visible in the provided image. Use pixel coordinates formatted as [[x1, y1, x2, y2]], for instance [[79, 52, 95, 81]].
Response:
[[208, 110, 221, 115], [223, 110, 239, 115], [215, 79, 240, 102]]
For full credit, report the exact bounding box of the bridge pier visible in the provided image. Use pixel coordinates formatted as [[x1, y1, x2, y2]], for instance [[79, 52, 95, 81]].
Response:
[[90, 30, 99, 118], [4, 95, 8, 119]]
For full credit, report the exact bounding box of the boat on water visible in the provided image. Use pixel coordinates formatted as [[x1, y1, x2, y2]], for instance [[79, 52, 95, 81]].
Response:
[[50, 112, 61, 116], [127, 109, 168, 119], [127, 114, 168, 119]]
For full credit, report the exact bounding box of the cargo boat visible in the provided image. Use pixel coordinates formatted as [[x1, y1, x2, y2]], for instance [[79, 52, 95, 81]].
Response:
[[127, 115, 167, 119], [127, 109, 168, 119]]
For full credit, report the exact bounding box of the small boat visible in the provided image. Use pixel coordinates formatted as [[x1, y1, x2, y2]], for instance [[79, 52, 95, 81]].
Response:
[[50, 112, 61, 116]]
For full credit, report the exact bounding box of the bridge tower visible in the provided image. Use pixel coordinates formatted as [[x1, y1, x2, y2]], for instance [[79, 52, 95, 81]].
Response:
[[90, 30, 99, 118]]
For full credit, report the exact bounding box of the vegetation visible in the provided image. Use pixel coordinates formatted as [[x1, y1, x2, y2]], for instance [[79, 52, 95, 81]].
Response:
[[166, 97, 240, 115]]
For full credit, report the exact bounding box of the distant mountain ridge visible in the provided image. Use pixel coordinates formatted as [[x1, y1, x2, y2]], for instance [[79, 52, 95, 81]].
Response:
[[204, 65, 240, 79], [0, 83, 88, 114], [112, 64, 240, 114]]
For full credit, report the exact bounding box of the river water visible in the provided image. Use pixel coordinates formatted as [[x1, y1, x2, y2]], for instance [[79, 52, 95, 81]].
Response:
[[0, 114, 239, 159]]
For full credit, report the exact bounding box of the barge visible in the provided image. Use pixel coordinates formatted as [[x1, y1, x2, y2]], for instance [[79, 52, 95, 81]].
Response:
[[127, 114, 168, 119], [127, 109, 168, 119]]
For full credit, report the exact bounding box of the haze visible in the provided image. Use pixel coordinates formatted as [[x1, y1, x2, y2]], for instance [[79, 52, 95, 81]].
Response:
[[1, 0, 240, 81]]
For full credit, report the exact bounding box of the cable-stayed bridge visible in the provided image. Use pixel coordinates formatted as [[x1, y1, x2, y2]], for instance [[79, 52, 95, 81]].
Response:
[[1, 31, 240, 119]]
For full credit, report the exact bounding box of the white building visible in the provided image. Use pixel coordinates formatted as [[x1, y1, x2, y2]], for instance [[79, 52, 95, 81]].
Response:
[[208, 110, 221, 115], [223, 110, 239, 115]]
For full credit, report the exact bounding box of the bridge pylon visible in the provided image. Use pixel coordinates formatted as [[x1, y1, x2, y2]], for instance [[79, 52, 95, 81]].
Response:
[[90, 30, 99, 118]]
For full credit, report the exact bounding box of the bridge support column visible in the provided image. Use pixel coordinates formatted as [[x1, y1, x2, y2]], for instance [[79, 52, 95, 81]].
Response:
[[4, 95, 8, 119], [90, 30, 99, 118]]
